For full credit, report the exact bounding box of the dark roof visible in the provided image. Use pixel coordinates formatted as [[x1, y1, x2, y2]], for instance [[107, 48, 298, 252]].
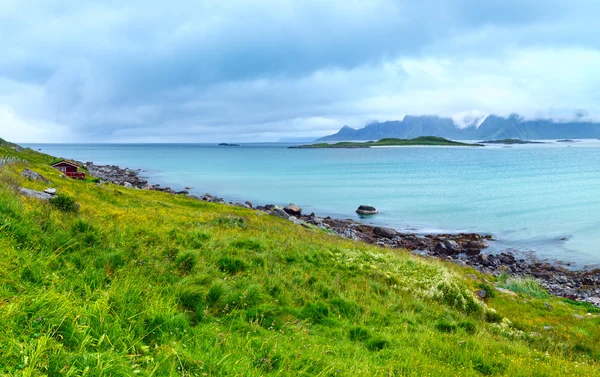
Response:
[[51, 160, 80, 168]]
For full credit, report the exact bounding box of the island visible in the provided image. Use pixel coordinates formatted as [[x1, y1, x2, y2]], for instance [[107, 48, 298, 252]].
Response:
[[218, 143, 241, 147], [289, 136, 483, 149], [479, 139, 545, 144]]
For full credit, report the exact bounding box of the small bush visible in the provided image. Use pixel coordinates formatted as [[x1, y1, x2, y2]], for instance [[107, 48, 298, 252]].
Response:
[[49, 194, 79, 213], [300, 301, 330, 324], [211, 216, 245, 228], [485, 309, 503, 323], [176, 252, 197, 274], [218, 257, 247, 274], [498, 278, 550, 299], [435, 320, 457, 333], [458, 320, 477, 334], [206, 282, 227, 307], [177, 285, 205, 310], [367, 336, 389, 351], [348, 326, 370, 342], [231, 239, 262, 251], [329, 297, 361, 318]]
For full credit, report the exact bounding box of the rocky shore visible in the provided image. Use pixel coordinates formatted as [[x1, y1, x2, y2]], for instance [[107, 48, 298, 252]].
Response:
[[79, 161, 600, 307]]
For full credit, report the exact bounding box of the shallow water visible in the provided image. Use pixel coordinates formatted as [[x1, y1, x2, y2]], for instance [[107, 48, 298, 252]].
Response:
[[26, 140, 600, 267]]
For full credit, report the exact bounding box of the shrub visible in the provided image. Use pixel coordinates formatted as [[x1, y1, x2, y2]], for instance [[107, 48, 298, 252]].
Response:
[[498, 278, 550, 299], [49, 194, 79, 213], [458, 320, 477, 334], [348, 326, 370, 342], [435, 320, 457, 333], [206, 282, 227, 307], [300, 301, 330, 324], [217, 256, 247, 274], [485, 309, 503, 323], [176, 252, 197, 274], [367, 336, 389, 351]]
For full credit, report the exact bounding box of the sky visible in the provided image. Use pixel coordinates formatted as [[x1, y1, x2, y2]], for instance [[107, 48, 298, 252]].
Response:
[[1, 0, 600, 143]]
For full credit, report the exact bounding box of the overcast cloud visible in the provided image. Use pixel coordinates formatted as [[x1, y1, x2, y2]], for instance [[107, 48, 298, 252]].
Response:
[[1, 0, 600, 142]]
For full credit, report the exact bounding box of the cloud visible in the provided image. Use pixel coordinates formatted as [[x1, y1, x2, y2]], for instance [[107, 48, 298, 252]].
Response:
[[0, 0, 599, 142]]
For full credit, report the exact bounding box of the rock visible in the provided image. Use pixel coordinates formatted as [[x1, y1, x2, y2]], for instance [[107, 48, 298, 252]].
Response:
[[444, 240, 459, 253], [19, 187, 53, 201], [21, 168, 50, 183], [176, 190, 189, 195], [476, 289, 488, 298], [356, 205, 378, 215], [373, 226, 398, 239], [244, 201, 253, 208], [233, 202, 251, 209], [463, 241, 485, 255], [185, 186, 192, 190], [123, 182, 133, 188], [284, 203, 302, 216], [434, 241, 449, 254], [43, 188, 56, 195], [271, 208, 290, 219], [574, 314, 584, 319]]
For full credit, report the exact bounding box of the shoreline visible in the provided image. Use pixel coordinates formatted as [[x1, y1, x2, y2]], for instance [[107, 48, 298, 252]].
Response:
[[82, 160, 600, 307]]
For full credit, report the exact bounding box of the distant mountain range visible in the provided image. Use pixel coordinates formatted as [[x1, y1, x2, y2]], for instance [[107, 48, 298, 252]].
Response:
[[317, 114, 600, 141]]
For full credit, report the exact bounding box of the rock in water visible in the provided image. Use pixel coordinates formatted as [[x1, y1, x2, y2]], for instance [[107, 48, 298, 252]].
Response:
[[373, 226, 398, 238], [284, 203, 302, 216], [356, 205, 378, 215]]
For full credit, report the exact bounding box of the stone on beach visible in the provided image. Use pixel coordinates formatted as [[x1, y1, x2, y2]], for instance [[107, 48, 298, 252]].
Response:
[[271, 207, 290, 219], [373, 226, 398, 238], [356, 205, 378, 215], [284, 203, 302, 216]]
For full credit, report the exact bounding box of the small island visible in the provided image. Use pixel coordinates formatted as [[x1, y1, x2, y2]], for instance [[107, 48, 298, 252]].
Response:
[[218, 143, 241, 147], [289, 136, 483, 149], [479, 139, 545, 144]]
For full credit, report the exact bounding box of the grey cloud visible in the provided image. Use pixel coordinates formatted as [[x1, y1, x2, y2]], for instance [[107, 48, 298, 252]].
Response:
[[1, 0, 599, 142]]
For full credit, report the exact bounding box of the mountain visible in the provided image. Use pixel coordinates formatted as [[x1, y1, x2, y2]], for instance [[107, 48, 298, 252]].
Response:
[[318, 114, 600, 141]]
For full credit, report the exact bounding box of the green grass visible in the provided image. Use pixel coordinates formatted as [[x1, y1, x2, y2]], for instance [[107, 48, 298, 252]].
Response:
[[0, 142, 599, 376], [291, 136, 483, 148]]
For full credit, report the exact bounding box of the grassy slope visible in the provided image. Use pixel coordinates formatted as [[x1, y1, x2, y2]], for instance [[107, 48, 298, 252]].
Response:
[[293, 136, 482, 148], [0, 145, 599, 376]]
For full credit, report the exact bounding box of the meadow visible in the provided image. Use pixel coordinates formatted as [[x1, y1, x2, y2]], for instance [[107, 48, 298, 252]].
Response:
[[0, 141, 599, 376]]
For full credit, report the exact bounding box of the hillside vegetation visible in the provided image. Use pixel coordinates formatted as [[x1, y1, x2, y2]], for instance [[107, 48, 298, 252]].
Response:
[[0, 142, 599, 376], [291, 136, 482, 149]]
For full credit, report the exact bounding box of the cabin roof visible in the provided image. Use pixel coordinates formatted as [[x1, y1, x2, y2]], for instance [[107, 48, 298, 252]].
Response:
[[51, 160, 80, 168]]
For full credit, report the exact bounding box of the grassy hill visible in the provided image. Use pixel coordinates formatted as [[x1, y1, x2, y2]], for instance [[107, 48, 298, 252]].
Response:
[[0, 143, 598, 376], [290, 136, 483, 148]]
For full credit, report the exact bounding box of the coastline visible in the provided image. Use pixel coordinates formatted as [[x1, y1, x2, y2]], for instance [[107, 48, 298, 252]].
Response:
[[82, 159, 600, 307]]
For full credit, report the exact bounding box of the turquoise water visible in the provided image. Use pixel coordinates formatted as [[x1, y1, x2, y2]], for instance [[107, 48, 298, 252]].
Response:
[[26, 141, 600, 267]]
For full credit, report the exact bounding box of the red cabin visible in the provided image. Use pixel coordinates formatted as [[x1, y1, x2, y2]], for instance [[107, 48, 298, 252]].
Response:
[[51, 160, 85, 179]]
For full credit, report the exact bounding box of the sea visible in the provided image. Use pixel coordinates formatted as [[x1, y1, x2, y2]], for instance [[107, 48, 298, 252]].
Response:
[[24, 140, 600, 268]]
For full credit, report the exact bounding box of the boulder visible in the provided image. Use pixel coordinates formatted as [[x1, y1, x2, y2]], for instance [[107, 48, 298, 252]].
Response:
[[444, 240, 459, 253], [244, 201, 253, 208], [44, 188, 57, 195], [21, 168, 50, 183], [271, 208, 290, 219], [19, 187, 53, 201], [185, 186, 193, 190], [233, 202, 251, 209], [123, 182, 133, 188], [373, 226, 398, 238], [284, 203, 302, 216], [463, 241, 486, 256], [356, 205, 378, 215]]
